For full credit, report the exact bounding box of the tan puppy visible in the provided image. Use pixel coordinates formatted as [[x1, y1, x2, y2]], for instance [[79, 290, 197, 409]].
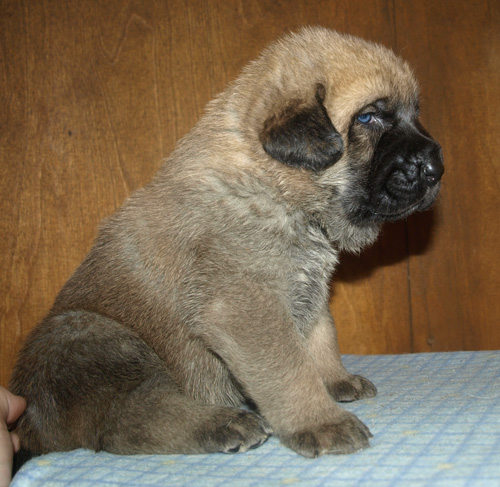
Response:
[[10, 27, 443, 463]]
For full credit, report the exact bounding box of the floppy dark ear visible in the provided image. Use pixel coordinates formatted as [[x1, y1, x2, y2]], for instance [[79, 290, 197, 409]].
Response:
[[259, 84, 344, 171]]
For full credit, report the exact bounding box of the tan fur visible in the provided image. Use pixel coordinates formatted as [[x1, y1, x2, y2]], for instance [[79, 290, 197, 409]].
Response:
[[10, 27, 442, 461]]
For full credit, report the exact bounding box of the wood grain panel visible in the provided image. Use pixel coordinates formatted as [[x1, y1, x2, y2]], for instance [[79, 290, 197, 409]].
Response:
[[1, 0, 499, 385], [394, 0, 500, 351]]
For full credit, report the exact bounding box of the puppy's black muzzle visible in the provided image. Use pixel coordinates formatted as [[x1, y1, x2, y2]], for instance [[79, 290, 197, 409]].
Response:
[[367, 122, 444, 222], [386, 133, 443, 191]]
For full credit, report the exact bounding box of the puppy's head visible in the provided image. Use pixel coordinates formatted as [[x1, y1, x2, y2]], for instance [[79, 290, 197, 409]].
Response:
[[250, 27, 444, 248]]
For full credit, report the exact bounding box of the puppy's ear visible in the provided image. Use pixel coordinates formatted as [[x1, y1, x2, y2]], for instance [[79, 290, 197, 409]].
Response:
[[259, 84, 344, 171]]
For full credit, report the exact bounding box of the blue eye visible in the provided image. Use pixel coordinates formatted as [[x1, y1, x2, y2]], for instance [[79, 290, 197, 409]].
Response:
[[357, 113, 374, 124]]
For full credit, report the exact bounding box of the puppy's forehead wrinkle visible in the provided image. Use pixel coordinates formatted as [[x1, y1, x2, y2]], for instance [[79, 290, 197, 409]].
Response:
[[327, 82, 418, 132], [233, 28, 418, 139]]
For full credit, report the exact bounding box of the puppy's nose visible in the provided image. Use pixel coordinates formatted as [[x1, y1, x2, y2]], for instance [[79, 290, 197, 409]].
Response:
[[422, 157, 444, 187], [414, 138, 444, 187]]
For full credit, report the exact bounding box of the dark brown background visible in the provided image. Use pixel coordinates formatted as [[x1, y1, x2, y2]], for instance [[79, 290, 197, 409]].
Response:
[[1, 0, 499, 386]]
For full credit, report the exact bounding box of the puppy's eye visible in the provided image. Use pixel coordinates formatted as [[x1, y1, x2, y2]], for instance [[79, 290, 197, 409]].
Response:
[[357, 113, 375, 124]]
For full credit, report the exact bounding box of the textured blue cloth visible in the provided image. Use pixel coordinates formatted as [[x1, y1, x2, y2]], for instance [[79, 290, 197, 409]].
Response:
[[11, 351, 500, 487]]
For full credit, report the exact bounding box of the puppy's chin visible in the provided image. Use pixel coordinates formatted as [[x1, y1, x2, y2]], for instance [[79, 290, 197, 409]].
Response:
[[349, 184, 441, 224], [381, 184, 441, 222]]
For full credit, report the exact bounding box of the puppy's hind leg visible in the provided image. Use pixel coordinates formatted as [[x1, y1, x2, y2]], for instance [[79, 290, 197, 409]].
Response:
[[10, 311, 270, 456], [104, 375, 271, 455]]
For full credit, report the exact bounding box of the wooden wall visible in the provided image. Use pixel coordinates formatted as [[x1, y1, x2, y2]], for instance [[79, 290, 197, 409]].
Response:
[[1, 0, 499, 386]]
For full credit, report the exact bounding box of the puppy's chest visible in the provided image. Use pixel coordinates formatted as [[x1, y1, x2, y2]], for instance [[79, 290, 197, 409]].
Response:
[[287, 226, 338, 333]]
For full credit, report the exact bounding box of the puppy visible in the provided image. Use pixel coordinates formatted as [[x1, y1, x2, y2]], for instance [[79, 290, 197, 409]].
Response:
[[10, 27, 443, 461]]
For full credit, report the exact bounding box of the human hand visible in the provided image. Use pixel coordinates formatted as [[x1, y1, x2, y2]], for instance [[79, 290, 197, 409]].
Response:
[[0, 387, 26, 487]]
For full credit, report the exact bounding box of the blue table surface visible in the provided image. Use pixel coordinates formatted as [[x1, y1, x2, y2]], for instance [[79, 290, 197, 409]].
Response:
[[12, 351, 500, 487]]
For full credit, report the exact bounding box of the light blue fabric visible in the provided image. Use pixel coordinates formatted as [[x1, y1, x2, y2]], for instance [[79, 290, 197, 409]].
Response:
[[12, 351, 500, 487]]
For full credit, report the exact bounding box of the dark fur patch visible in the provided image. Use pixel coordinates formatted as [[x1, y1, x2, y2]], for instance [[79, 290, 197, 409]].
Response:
[[260, 84, 343, 171]]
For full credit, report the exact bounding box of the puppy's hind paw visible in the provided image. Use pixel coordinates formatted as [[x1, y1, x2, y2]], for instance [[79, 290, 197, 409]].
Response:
[[195, 409, 271, 454]]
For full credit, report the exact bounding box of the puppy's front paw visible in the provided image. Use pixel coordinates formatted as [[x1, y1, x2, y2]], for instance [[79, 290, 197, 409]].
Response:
[[280, 411, 372, 458], [327, 374, 377, 402]]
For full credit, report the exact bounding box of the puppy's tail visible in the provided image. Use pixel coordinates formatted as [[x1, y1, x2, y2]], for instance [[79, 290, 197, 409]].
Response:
[[12, 448, 38, 477]]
